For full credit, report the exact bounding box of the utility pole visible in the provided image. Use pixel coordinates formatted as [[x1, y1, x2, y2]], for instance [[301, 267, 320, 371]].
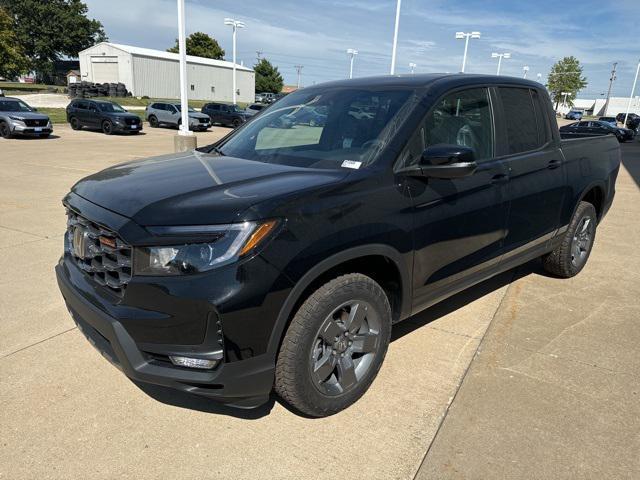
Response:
[[603, 62, 617, 116], [256, 50, 263, 62], [295, 65, 303, 89], [624, 59, 640, 127]]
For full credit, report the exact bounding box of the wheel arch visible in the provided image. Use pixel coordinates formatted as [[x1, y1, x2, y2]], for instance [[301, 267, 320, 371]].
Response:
[[577, 182, 606, 221], [266, 245, 411, 359]]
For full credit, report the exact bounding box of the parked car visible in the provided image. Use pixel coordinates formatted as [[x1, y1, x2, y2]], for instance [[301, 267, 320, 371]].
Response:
[[0, 97, 52, 139], [145, 102, 210, 131], [201, 102, 248, 128], [56, 74, 620, 417], [66, 99, 142, 135], [615, 112, 639, 123], [598, 116, 617, 127], [565, 110, 583, 120], [284, 105, 328, 127], [244, 103, 267, 117], [255, 93, 265, 103], [258, 92, 276, 104], [560, 120, 634, 142]]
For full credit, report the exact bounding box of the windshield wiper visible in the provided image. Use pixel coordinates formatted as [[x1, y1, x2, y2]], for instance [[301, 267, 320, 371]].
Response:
[[209, 145, 225, 156]]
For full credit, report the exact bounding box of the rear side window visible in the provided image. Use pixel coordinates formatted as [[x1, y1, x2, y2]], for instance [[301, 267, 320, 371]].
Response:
[[531, 90, 552, 146], [499, 87, 539, 154]]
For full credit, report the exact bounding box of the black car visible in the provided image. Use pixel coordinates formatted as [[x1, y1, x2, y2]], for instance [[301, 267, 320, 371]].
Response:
[[560, 120, 634, 142], [615, 112, 640, 131], [66, 99, 142, 135], [56, 74, 620, 417], [615, 112, 639, 123], [201, 102, 248, 128]]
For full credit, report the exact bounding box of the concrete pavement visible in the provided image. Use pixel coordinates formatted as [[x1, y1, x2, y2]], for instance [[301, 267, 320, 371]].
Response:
[[0, 126, 637, 479]]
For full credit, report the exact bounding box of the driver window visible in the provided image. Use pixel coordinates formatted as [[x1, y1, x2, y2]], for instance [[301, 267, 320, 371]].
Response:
[[397, 87, 493, 169]]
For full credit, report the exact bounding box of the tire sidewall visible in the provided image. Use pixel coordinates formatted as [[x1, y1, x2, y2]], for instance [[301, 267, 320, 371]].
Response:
[[102, 120, 113, 135], [70, 117, 80, 130], [0, 121, 11, 138], [148, 115, 158, 127], [567, 202, 597, 276]]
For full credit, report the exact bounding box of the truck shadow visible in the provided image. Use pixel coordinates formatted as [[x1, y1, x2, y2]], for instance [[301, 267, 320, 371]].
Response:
[[133, 260, 543, 419], [620, 142, 640, 190]]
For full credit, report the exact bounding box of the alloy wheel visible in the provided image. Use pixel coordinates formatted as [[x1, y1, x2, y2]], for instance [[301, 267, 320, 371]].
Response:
[[571, 215, 594, 267], [310, 300, 380, 396]]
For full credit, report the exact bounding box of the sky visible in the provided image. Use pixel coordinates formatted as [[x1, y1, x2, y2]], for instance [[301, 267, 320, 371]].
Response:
[[84, 0, 640, 99]]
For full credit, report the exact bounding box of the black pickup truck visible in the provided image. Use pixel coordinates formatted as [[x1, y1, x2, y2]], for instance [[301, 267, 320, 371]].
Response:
[[56, 74, 620, 417]]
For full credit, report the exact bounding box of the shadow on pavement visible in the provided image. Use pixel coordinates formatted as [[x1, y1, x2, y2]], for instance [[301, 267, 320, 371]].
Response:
[[133, 260, 544, 419], [620, 142, 640, 190]]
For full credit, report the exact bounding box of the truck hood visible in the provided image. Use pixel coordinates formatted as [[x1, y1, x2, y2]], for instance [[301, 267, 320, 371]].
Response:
[[71, 151, 349, 226]]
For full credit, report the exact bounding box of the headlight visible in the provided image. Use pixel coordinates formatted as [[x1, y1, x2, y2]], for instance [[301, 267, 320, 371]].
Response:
[[134, 220, 278, 276], [9, 116, 25, 122]]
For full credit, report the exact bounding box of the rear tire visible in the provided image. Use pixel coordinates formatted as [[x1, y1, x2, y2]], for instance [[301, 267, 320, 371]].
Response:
[[69, 117, 81, 130], [148, 115, 159, 128], [232, 118, 242, 128], [543, 201, 597, 278], [0, 121, 12, 139], [275, 273, 392, 417]]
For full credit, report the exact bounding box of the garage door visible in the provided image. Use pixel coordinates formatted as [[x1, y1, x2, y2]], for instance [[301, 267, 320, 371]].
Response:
[[91, 57, 119, 83]]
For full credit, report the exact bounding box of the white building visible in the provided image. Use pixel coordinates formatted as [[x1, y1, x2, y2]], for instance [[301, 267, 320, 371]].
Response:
[[78, 42, 255, 103], [570, 96, 640, 117]]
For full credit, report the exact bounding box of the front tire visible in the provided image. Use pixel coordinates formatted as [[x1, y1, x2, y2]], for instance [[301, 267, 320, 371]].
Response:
[[275, 273, 392, 417], [69, 117, 81, 130], [0, 121, 12, 139], [148, 115, 159, 128], [102, 120, 113, 135], [543, 201, 597, 278]]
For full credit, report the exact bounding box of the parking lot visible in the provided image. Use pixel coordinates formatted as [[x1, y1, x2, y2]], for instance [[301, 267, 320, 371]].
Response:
[[1, 126, 639, 479]]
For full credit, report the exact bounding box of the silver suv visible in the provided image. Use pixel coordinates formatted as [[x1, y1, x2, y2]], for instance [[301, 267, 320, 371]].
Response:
[[0, 97, 53, 139], [145, 102, 211, 131]]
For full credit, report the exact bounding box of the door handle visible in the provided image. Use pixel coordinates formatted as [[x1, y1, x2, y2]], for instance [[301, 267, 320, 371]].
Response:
[[547, 159, 561, 170], [490, 173, 509, 185]]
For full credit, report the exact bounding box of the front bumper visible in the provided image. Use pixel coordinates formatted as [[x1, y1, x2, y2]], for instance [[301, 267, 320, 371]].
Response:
[[56, 257, 275, 408], [113, 123, 143, 133], [11, 122, 53, 136]]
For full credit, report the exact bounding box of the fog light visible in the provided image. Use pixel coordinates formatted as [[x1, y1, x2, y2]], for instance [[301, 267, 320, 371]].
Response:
[[169, 356, 218, 369]]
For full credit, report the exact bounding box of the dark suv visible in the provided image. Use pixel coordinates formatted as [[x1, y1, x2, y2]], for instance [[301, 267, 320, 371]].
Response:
[[66, 99, 142, 135], [201, 102, 248, 128], [56, 74, 619, 417]]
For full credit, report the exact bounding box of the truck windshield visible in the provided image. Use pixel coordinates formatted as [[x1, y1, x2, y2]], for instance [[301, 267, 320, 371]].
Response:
[[213, 87, 414, 169]]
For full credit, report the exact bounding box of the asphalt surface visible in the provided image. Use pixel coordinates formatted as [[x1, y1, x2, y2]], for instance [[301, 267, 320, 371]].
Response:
[[0, 125, 638, 479]]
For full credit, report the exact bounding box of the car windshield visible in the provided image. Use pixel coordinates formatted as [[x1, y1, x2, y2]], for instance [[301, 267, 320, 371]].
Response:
[[0, 100, 33, 112], [175, 105, 196, 112], [213, 87, 414, 169], [98, 102, 126, 113]]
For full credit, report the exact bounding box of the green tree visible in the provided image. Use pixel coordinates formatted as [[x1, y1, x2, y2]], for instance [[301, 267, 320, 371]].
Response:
[[167, 32, 225, 59], [0, 0, 107, 82], [0, 7, 29, 79], [254, 58, 283, 94], [546, 56, 588, 108]]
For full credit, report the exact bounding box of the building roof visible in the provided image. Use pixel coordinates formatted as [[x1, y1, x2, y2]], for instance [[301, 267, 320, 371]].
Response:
[[82, 42, 253, 72]]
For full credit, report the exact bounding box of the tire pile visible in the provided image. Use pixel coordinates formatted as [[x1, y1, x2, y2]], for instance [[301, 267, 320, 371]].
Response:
[[68, 82, 131, 98]]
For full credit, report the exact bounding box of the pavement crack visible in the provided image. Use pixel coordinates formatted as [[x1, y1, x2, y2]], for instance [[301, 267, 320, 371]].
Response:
[[0, 327, 77, 360], [412, 268, 518, 479]]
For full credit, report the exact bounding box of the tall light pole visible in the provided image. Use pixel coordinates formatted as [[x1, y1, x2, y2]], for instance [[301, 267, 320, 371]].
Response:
[[176, 0, 191, 138], [224, 17, 245, 105], [389, 0, 401, 74], [522, 65, 530, 78], [624, 59, 640, 127], [455, 31, 481, 73], [409, 62, 417, 74], [492, 52, 511, 75], [603, 62, 617, 116], [561, 91, 572, 109], [295, 65, 303, 89], [347, 49, 358, 79]]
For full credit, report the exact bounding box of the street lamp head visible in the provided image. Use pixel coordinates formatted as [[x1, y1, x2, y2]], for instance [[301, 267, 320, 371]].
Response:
[[455, 32, 465, 39], [471, 31, 481, 38], [224, 18, 245, 28], [409, 62, 417, 68], [347, 48, 358, 56], [503, 53, 511, 59], [224, 18, 234, 25], [523, 66, 530, 71], [491, 52, 499, 58]]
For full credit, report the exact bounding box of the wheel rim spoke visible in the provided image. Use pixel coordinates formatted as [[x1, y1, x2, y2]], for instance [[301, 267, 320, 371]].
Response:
[[344, 302, 366, 332], [337, 355, 357, 391], [313, 352, 337, 383], [352, 332, 378, 353], [319, 319, 344, 343]]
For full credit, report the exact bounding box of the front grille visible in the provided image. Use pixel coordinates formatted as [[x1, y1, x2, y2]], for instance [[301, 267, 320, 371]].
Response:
[[125, 118, 140, 125], [199, 118, 209, 123], [24, 119, 48, 127], [66, 208, 132, 297]]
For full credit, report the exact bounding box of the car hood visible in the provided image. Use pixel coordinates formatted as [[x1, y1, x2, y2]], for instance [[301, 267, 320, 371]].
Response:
[[4, 111, 50, 121], [189, 112, 210, 119], [106, 112, 141, 120], [71, 151, 349, 226]]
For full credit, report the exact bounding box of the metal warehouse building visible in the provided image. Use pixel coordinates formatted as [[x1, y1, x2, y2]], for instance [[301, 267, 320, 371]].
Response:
[[78, 42, 255, 103]]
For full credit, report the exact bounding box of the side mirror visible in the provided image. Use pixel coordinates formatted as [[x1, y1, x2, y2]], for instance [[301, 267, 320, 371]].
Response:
[[407, 144, 478, 179], [32, 107, 38, 112]]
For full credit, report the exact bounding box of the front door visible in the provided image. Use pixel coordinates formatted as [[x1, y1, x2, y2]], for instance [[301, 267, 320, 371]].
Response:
[[397, 87, 510, 311], [495, 86, 566, 262]]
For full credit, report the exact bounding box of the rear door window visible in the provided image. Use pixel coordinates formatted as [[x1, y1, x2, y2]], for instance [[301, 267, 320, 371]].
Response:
[[498, 87, 539, 154]]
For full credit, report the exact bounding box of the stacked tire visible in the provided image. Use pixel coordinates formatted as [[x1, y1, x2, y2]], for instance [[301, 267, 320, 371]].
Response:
[[68, 82, 131, 99]]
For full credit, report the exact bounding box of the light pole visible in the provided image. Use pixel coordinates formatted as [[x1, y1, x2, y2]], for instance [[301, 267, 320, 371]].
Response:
[[176, 0, 190, 138], [522, 65, 530, 78], [624, 59, 640, 127], [224, 17, 245, 105], [455, 31, 481, 73], [295, 65, 303, 89], [347, 49, 358, 79], [537, 73, 542, 83], [561, 91, 572, 109], [389, 0, 401, 74], [409, 62, 417, 74], [491, 52, 511, 75]]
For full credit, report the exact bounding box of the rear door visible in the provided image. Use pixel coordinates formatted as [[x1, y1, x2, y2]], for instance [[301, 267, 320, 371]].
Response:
[[397, 86, 510, 310], [86, 102, 101, 128], [496, 86, 566, 263]]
